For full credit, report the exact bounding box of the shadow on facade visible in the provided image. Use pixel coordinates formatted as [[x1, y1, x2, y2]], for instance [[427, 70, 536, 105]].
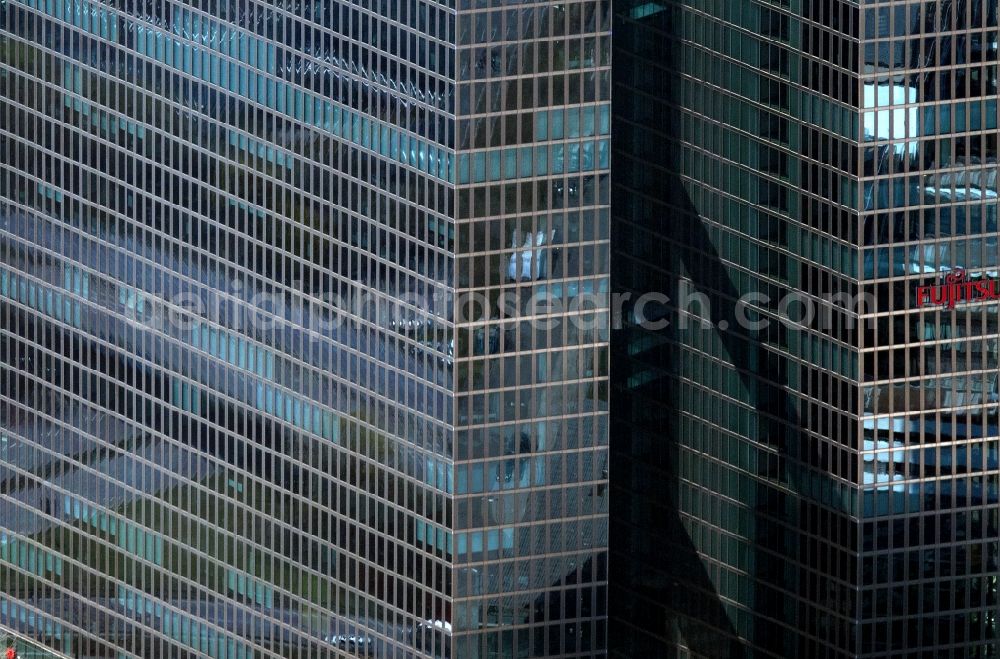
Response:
[[608, 4, 841, 657]]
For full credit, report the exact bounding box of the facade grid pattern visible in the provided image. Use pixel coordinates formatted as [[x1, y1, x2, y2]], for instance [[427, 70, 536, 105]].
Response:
[[612, 0, 1000, 658], [0, 1, 610, 658]]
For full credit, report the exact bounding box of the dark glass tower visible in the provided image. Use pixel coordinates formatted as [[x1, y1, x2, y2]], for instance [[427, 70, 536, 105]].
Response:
[[613, 1, 999, 658], [0, 1, 610, 657]]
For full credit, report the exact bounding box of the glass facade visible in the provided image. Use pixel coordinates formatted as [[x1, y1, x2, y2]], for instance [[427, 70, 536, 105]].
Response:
[[613, 0, 1000, 657], [611, 0, 856, 654], [452, 3, 610, 657], [0, 1, 609, 657], [859, 2, 1000, 656]]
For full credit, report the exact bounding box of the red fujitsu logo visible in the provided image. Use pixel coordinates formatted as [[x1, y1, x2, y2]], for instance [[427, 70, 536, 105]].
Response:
[[916, 269, 1000, 309]]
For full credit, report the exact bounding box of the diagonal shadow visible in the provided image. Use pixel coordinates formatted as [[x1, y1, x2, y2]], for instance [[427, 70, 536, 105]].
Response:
[[609, 4, 841, 658], [611, 175, 794, 658], [611, 161, 821, 658]]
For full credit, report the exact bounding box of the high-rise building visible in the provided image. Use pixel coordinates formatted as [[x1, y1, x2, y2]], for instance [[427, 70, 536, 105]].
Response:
[[612, 1, 999, 658], [0, 1, 610, 657]]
